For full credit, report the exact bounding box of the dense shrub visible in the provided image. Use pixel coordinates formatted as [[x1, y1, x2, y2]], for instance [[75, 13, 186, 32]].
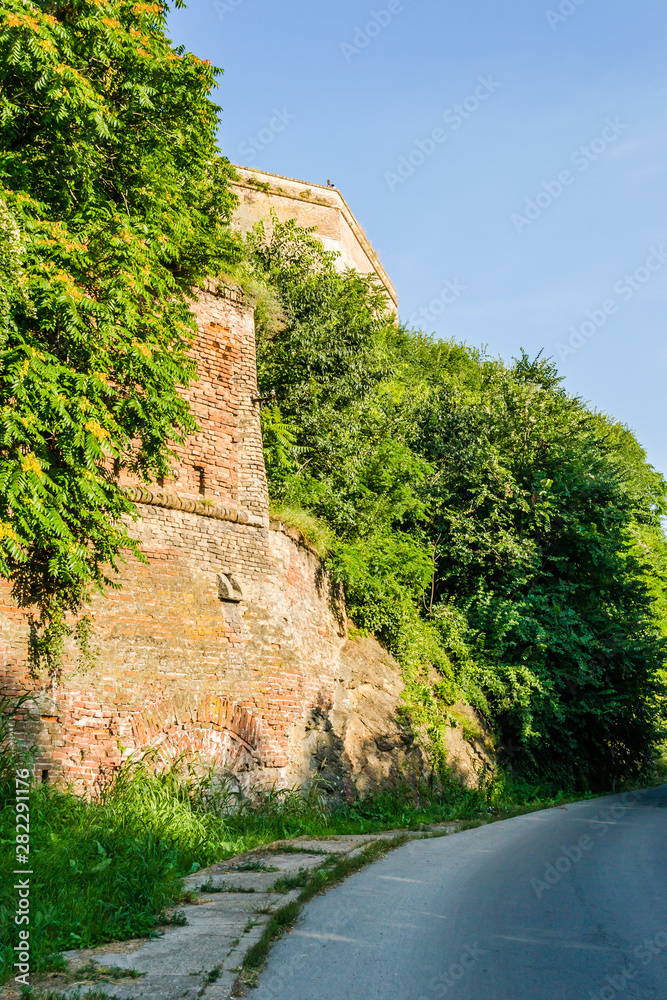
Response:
[[246, 218, 667, 790]]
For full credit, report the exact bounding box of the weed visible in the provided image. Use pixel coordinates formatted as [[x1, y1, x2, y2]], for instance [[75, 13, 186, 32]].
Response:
[[199, 880, 256, 894], [66, 963, 143, 983], [242, 900, 301, 971], [271, 870, 310, 894], [234, 862, 279, 872], [156, 910, 188, 927], [21, 990, 133, 1000], [268, 505, 334, 558], [0, 692, 33, 802], [198, 879, 223, 893], [232, 967, 259, 994], [264, 844, 331, 855]]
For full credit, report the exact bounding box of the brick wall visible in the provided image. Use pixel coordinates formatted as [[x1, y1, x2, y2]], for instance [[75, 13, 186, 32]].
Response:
[[0, 285, 347, 793], [115, 282, 269, 520]]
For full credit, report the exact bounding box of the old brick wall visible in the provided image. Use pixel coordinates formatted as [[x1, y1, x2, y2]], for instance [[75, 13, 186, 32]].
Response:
[[116, 281, 269, 519], [1, 517, 346, 791], [2, 511, 347, 792], [0, 284, 348, 792]]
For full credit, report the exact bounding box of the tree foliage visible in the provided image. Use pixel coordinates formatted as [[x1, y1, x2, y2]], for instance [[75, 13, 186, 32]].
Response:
[[248, 218, 667, 790], [0, 0, 239, 673]]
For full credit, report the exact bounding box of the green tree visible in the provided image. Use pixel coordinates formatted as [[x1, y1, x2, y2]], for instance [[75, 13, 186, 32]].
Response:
[[248, 218, 666, 789], [0, 0, 239, 675], [413, 351, 666, 786]]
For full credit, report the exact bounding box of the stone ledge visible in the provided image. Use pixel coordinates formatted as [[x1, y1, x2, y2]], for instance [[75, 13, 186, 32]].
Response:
[[201, 277, 247, 305], [125, 486, 266, 527]]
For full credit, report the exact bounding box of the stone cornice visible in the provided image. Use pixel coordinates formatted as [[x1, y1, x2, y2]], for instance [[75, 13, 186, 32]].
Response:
[[200, 278, 248, 305], [125, 486, 266, 527]]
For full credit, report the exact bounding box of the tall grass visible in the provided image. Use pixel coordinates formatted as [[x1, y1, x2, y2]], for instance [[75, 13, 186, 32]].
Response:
[[0, 693, 32, 797], [268, 504, 335, 558], [0, 748, 579, 985]]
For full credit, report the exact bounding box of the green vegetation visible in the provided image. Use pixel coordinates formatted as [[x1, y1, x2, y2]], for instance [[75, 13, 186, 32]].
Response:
[[0, 0, 240, 676], [268, 504, 334, 558], [245, 217, 667, 791]]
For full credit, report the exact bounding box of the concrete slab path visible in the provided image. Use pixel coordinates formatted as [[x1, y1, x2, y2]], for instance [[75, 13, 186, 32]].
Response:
[[30, 827, 458, 1000]]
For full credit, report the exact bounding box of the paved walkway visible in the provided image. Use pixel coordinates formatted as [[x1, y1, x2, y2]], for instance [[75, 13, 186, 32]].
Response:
[[34, 826, 457, 1000], [251, 787, 667, 1000]]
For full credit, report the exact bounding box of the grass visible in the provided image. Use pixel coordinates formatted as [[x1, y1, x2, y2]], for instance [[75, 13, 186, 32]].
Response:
[[16, 964, 144, 1000], [0, 746, 616, 986], [268, 504, 335, 558], [264, 844, 331, 855], [271, 870, 311, 894], [199, 882, 256, 894], [50, 963, 143, 984], [21, 992, 136, 1000], [234, 862, 279, 872]]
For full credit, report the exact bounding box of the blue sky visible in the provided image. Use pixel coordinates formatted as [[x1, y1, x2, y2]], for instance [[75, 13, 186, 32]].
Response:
[[169, 0, 667, 476]]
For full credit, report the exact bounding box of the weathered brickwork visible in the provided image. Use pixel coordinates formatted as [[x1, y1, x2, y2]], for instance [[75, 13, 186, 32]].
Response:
[[0, 284, 348, 793], [117, 282, 269, 520], [1, 514, 346, 791]]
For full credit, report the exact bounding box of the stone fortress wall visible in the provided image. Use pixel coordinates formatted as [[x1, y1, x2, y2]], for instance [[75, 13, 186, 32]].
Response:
[[2, 172, 487, 794], [230, 166, 398, 312]]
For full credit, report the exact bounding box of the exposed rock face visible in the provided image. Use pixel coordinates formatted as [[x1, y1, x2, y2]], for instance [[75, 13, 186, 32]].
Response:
[[286, 635, 495, 798], [285, 635, 428, 799], [443, 703, 496, 788], [331, 637, 430, 796]]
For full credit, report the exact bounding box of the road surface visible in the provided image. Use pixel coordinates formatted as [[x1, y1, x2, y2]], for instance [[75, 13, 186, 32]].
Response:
[[253, 785, 667, 999]]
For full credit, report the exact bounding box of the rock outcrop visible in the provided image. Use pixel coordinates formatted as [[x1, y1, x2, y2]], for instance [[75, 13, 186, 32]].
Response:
[[286, 634, 495, 798]]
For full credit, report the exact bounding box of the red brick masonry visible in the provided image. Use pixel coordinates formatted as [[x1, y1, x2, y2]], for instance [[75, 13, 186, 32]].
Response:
[[0, 284, 346, 792]]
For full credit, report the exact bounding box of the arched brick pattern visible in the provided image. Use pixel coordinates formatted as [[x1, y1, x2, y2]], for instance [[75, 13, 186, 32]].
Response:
[[131, 694, 261, 773]]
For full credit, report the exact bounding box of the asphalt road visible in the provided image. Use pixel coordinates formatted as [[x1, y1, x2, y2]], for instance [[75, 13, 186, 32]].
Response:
[[252, 785, 667, 1000]]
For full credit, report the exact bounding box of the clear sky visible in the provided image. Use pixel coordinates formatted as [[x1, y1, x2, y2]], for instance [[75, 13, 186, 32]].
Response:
[[168, 0, 667, 476]]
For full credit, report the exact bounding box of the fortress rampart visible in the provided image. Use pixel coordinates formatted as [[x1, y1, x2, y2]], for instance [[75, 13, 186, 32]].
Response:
[[230, 166, 398, 312], [0, 284, 347, 792]]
